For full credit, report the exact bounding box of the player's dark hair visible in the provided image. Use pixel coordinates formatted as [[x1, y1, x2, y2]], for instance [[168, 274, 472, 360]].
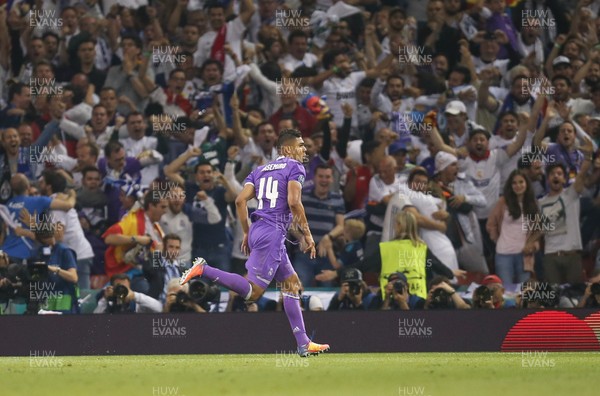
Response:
[[277, 129, 301, 148]]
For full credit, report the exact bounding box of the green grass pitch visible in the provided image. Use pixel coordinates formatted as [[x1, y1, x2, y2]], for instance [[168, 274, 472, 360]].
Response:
[[1, 353, 597, 396]]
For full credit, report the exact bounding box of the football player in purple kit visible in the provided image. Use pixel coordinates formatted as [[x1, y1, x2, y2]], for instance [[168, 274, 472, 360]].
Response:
[[180, 129, 330, 357]]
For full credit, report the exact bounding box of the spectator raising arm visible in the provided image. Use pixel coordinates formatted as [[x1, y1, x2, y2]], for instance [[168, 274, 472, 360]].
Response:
[[164, 147, 202, 186]]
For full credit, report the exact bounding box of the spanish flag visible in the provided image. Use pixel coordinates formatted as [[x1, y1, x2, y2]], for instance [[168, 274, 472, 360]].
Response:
[[102, 209, 163, 277]]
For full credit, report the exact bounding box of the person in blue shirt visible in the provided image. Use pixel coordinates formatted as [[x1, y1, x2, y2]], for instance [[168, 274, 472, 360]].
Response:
[[2, 173, 76, 262]]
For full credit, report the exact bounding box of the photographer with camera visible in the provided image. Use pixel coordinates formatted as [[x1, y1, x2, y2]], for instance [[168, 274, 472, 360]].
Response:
[[424, 276, 471, 310], [377, 272, 425, 311], [26, 220, 79, 313], [94, 273, 162, 314], [327, 268, 374, 311], [475, 275, 516, 309], [577, 280, 600, 308], [163, 279, 206, 313]]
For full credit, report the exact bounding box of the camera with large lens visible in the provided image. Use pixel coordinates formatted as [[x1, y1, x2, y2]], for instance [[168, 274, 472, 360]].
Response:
[[590, 283, 600, 296], [521, 282, 559, 308], [189, 279, 221, 311], [340, 268, 363, 296], [473, 285, 492, 308], [392, 280, 405, 295], [106, 284, 130, 313], [429, 288, 451, 309]]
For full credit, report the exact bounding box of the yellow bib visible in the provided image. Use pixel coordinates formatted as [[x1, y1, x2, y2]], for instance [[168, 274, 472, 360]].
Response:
[[379, 240, 428, 300]]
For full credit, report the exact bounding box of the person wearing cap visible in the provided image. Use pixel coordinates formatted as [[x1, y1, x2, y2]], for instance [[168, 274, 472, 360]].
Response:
[[443, 100, 483, 148], [327, 268, 374, 311], [375, 272, 426, 311], [480, 274, 516, 309], [549, 55, 574, 81], [389, 141, 416, 183], [431, 151, 486, 273]]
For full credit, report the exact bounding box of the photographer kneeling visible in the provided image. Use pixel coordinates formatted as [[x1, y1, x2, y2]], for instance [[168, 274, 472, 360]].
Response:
[[577, 282, 600, 308], [327, 268, 374, 310], [94, 273, 162, 313]]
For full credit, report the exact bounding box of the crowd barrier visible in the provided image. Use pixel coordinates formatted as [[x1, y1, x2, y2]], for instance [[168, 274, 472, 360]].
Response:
[[1, 309, 599, 356]]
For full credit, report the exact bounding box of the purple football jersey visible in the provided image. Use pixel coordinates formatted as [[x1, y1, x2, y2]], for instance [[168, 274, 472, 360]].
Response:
[[244, 156, 306, 228]]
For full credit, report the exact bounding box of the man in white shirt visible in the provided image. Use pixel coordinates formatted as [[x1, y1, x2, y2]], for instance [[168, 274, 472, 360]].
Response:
[[281, 31, 318, 74], [39, 170, 95, 290], [159, 186, 193, 263], [121, 112, 163, 187], [194, 0, 255, 82]]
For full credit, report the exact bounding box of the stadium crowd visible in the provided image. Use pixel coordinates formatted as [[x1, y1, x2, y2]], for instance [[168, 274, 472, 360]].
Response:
[[0, 0, 600, 314]]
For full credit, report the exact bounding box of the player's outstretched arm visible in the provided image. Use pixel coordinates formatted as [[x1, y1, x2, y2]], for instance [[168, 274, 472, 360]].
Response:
[[235, 183, 256, 255], [288, 181, 316, 259]]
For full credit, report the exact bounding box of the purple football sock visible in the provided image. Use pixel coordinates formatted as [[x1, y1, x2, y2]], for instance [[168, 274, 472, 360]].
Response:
[[283, 293, 310, 347], [203, 265, 252, 299]]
